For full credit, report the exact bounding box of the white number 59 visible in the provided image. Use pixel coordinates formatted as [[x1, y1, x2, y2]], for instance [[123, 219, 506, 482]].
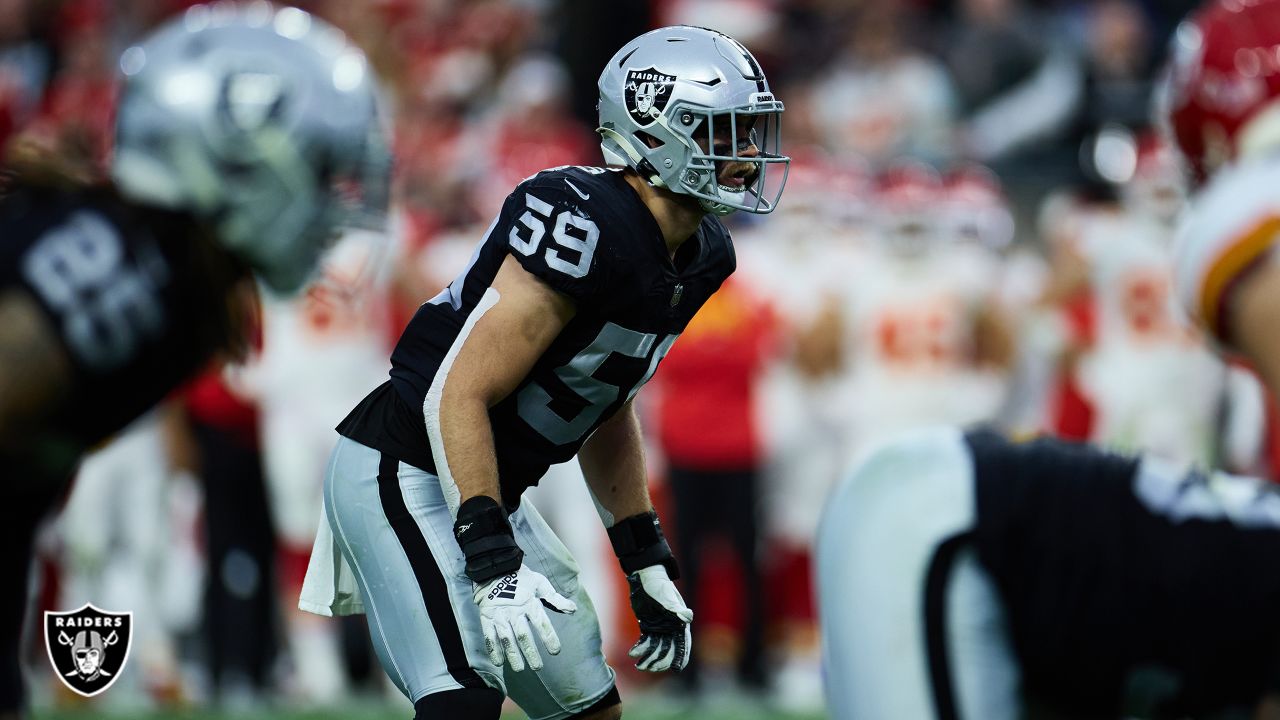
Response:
[[508, 193, 599, 279]]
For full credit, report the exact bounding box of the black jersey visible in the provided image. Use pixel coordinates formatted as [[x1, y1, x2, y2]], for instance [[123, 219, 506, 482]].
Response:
[[338, 166, 735, 505], [1, 185, 240, 471], [965, 430, 1280, 716]]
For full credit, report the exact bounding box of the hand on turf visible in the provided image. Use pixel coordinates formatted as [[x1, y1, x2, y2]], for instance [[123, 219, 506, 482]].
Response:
[[473, 565, 576, 672]]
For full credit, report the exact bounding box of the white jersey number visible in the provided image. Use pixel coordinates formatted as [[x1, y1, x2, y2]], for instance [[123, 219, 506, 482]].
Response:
[[22, 211, 167, 370], [508, 193, 599, 279], [518, 323, 676, 445]]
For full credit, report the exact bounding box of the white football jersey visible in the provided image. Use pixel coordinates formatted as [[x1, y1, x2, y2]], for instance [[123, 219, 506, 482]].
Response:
[[991, 247, 1057, 434], [1085, 214, 1190, 349], [735, 215, 866, 545], [1077, 212, 1228, 466], [254, 228, 396, 545], [256, 229, 395, 414], [838, 242, 1006, 460], [1175, 158, 1280, 344]]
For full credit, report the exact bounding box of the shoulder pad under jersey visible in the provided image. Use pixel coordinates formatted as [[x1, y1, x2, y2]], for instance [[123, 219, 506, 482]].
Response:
[[1174, 159, 1280, 343]]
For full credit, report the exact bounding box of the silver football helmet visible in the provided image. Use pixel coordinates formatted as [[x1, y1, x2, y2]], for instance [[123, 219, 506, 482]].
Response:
[[112, 2, 390, 293], [597, 26, 789, 216]]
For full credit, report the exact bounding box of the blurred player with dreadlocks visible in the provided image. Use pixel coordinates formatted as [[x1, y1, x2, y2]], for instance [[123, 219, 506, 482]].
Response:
[[0, 5, 389, 717]]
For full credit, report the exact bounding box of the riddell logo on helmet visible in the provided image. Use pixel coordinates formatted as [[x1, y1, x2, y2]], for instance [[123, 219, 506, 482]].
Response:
[[44, 604, 133, 698], [625, 67, 676, 127]]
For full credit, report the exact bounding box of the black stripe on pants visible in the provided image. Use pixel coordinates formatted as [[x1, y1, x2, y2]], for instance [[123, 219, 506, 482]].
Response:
[[925, 532, 975, 720], [375, 453, 485, 690]]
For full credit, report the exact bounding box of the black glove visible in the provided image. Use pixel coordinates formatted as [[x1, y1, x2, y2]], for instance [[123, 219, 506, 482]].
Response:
[[626, 564, 693, 672], [608, 512, 691, 672]]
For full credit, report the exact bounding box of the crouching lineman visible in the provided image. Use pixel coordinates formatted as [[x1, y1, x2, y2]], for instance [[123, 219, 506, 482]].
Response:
[[817, 427, 1280, 719], [818, 0, 1280, 717], [299, 26, 789, 720]]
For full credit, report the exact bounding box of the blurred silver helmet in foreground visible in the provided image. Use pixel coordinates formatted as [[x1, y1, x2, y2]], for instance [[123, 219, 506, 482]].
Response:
[[597, 25, 789, 216], [112, 2, 390, 293]]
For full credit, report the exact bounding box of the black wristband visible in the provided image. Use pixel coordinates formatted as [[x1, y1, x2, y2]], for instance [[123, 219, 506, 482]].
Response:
[[454, 496, 523, 585], [607, 511, 680, 580]]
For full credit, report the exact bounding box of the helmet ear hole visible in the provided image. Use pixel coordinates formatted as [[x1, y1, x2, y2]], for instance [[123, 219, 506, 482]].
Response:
[[634, 130, 665, 150]]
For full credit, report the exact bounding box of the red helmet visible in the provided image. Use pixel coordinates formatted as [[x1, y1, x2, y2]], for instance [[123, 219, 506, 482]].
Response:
[[1161, 0, 1280, 182], [1133, 132, 1180, 180], [942, 164, 1015, 249], [1124, 132, 1186, 221], [875, 160, 942, 215], [782, 146, 837, 213], [874, 160, 942, 253], [942, 164, 1005, 208]]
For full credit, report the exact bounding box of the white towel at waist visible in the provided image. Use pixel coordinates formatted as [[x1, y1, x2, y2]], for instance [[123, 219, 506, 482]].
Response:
[[298, 499, 365, 616]]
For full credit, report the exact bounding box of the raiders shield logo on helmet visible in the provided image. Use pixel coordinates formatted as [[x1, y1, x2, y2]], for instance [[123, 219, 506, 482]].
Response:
[[44, 604, 133, 697], [624, 67, 676, 127]]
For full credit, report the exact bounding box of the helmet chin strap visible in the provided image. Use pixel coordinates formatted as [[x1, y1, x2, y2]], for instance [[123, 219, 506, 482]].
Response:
[[700, 197, 736, 216]]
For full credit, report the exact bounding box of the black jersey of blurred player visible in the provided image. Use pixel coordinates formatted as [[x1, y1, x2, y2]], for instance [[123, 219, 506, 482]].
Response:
[[339, 166, 735, 505], [963, 430, 1280, 717], [0, 183, 246, 480]]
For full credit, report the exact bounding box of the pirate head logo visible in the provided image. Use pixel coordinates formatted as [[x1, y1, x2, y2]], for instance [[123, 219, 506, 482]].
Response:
[[44, 604, 132, 697], [625, 67, 676, 127], [222, 71, 287, 133]]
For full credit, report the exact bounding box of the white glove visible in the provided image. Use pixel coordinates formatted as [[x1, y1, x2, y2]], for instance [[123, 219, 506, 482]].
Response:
[[473, 566, 576, 672], [626, 565, 693, 672]]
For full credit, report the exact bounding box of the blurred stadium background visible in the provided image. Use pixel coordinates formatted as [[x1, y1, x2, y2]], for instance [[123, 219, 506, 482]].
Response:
[[6, 0, 1267, 718]]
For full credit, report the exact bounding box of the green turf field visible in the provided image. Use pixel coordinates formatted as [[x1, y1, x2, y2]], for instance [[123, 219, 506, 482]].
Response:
[[31, 704, 828, 720]]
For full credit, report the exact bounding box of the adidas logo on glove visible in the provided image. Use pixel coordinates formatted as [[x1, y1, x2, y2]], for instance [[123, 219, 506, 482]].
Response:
[[488, 573, 519, 600]]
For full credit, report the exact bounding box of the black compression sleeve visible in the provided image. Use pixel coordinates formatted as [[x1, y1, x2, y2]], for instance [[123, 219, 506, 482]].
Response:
[[453, 496, 523, 585], [607, 511, 680, 580]]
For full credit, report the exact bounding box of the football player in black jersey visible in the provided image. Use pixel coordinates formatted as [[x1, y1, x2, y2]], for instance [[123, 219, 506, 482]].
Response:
[[0, 6, 388, 718], [298, 25, 788, 720], [818, 428, 1280, 720]]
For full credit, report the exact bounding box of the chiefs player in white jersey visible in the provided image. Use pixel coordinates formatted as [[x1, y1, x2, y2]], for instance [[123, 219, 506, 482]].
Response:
[[735, 150, 869, 524], [58, 410, 182, 702], [939, 164, 1015, 256], [732, 151, 869, 710], [256, 229, 396, 554], [248, 229, 396, 701], [1073, 136, 1246, 466], [736, 151, 869, 529], [834, 161, 1013, 463]]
